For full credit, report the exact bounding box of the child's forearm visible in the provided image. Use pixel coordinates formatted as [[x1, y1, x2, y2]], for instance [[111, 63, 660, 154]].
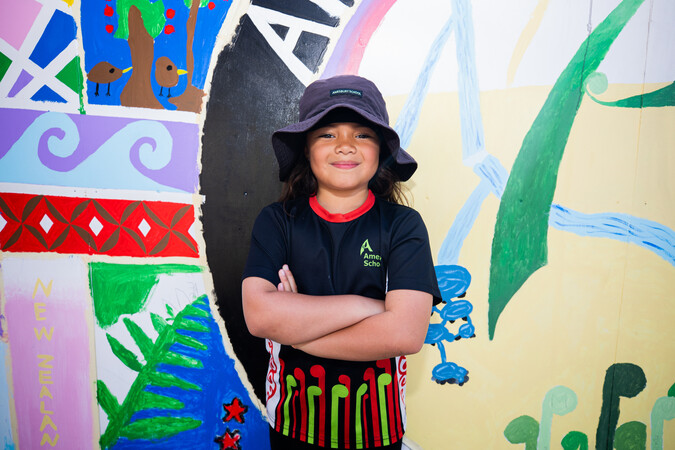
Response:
[[293, 290, 432, 361], [242, 276, 385, 345]]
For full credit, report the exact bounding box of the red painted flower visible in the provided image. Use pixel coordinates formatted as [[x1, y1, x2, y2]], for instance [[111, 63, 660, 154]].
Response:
[[164, 25, 175, 35], [208, 2, 215, 9], [166, 8, 175, 19], [105, 24, 114, 33], [104, 5, 114, 17]]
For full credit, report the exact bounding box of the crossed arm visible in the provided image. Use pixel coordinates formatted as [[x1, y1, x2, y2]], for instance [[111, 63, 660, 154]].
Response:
[[242, 265, 432, 361]]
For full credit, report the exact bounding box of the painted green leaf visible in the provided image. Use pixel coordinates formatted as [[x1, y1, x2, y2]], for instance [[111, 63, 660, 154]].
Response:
[[139, 391, 184, 410], [97, 380, 121, 418], [107, 333, 144, 372], [147, 371, 200, 391], [183, 304, 210, 318], [161, 351, 203, 369], [504, 415, 538, 450], [119, 416, 201, 440], [176, 317, 209, 333], [588, 80, 675, 108], [487, 0, 646, 339], [151, 312, 169, 334], [175, 333, 207, 350], [123, 317, 154, 361], [614, 421, 646, 450], [182, 0, 209, 8], [561, 431, 588, 450]]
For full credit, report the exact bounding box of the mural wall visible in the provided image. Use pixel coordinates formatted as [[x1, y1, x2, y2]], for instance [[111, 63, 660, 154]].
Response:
[[1, 0, 673, 449]]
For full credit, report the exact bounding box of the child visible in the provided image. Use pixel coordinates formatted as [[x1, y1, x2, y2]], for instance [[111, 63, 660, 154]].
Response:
[[242, 75, 441, 449]]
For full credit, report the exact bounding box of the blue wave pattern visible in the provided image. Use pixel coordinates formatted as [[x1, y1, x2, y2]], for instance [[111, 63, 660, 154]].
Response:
[[393, 0, 675, 267]]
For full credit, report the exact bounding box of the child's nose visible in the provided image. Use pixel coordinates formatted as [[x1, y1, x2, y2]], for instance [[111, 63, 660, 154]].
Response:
[[335, 135, 356, 153]]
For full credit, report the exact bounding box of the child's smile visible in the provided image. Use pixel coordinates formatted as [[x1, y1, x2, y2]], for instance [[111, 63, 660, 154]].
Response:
[[306, 121, 380, 201]]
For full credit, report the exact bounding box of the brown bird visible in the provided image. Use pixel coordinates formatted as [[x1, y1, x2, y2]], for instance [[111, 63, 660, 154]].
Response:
[[87, 61, 132, 96], [155, 56, 187, 98]]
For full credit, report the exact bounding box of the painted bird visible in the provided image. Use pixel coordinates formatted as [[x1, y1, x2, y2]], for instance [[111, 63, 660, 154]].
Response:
[[155, 56, 187, 98], [87, 61, 132, 96]]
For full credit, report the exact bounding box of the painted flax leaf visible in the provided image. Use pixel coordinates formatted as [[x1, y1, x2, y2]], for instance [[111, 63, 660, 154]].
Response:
[[119, 416, 201, 440], [487, 0, 645, 339], [124, 317, 155, 360], [107, 333, 144, 372], [97, 380, 121, 418], [139, 391, 184, 410], [589, 80, 675, 108], [161, 351, 203, 369]]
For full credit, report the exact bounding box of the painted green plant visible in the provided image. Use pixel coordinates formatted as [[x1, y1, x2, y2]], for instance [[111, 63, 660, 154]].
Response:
[[97, 295, 211, 449], [504, 363, 675, 449], [488, 0, 646, 339]]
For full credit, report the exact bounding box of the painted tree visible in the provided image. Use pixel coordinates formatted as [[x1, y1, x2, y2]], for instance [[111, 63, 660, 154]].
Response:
[[168, 0, 207, 112], [115, 0, 165, 109]]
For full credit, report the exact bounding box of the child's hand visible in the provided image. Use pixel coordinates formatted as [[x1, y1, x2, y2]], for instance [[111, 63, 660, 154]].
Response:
[[277, 264, 298, 293]]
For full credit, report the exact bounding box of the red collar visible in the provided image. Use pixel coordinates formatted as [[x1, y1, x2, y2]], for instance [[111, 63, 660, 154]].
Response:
[[309, 191, 375, 223]]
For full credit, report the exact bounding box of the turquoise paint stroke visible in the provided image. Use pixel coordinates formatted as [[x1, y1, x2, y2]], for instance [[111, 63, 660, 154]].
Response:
[[488, 0, 646, 339]]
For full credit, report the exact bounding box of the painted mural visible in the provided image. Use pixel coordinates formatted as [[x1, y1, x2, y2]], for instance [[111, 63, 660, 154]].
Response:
[[1, 0, 673, 449]]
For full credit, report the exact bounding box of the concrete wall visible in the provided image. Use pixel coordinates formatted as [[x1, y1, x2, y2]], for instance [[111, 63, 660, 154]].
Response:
[[0, 0, 673, 448]]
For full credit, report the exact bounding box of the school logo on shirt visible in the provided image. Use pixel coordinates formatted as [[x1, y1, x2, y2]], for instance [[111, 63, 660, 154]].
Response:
[[360, 239, 381, 267]]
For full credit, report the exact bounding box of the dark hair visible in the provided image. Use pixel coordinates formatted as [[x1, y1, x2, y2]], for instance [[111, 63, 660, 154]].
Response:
[[278, 142, 410, 207]]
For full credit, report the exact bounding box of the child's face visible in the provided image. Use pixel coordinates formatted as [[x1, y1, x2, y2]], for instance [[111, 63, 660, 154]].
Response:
[[305, 122, 380, 198]]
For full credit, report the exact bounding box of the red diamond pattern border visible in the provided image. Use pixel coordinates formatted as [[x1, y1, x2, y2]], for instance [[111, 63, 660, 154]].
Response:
[[0, 193, 199, 257]]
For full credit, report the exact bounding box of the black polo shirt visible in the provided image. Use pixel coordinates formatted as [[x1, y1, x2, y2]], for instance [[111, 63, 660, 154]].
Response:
[[243, 192, 441, 448]]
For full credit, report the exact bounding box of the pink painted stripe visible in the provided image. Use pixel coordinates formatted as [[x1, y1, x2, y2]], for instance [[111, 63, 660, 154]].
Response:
[[4, 257, 93, 449], [321, 0, 398, 78]]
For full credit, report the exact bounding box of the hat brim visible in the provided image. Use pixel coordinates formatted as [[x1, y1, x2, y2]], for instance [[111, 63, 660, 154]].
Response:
[[272, 104, 417, 182]]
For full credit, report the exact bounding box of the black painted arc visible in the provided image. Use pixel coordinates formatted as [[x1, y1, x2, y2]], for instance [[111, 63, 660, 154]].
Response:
[[252, 0, 340, 27], [200, 15, 306, 403]]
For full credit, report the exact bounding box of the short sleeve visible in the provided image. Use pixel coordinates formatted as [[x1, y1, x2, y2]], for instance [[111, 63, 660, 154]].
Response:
[[242, 204, 287, 286], [386, 209, 442, 304]]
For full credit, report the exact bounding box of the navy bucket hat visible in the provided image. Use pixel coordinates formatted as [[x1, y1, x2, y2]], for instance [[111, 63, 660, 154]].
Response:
[[272, 75, 417, 182]]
